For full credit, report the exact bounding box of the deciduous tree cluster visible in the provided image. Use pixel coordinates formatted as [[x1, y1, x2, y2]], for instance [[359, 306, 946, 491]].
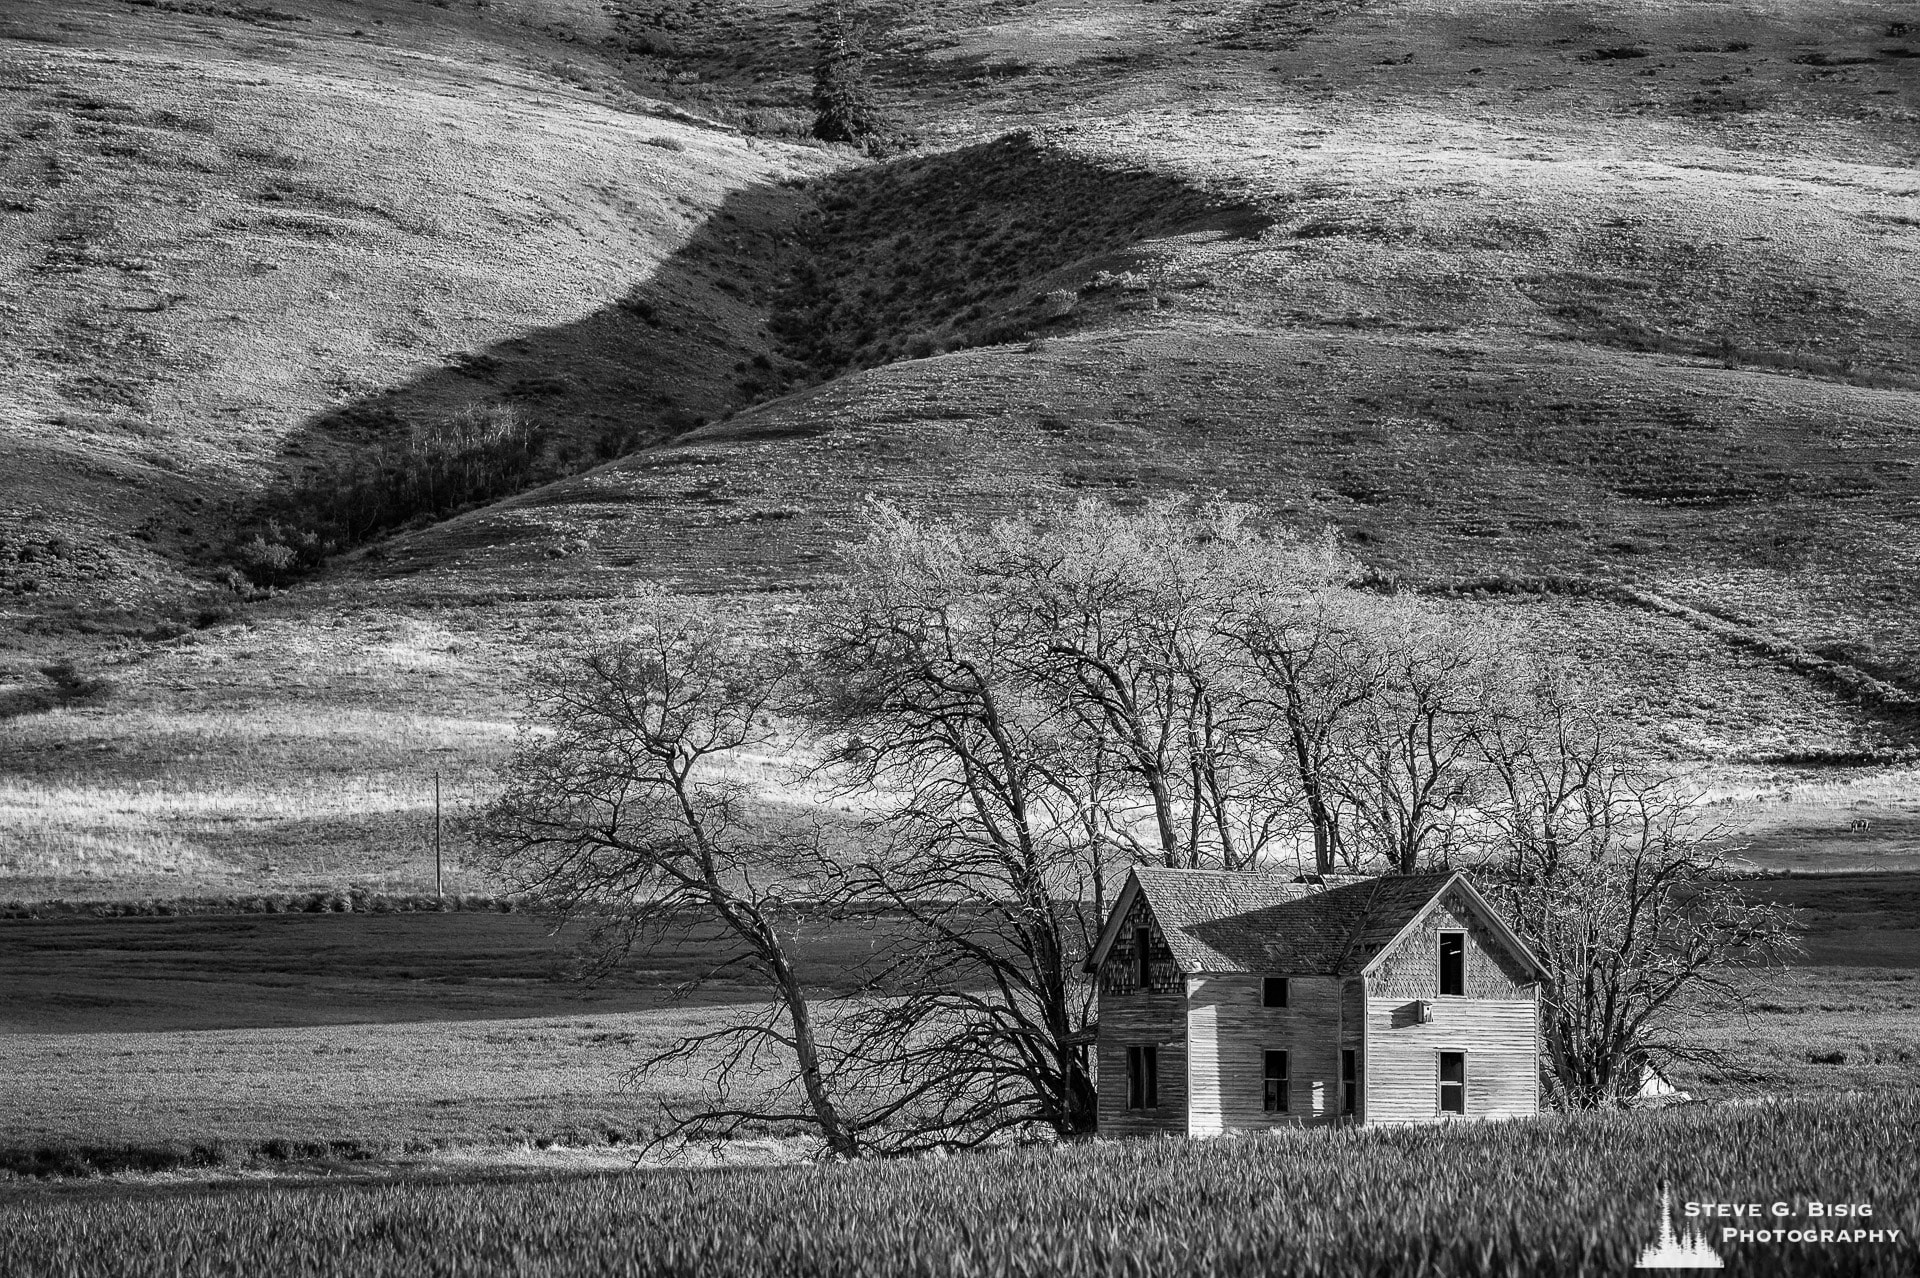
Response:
[[482, 499, 1796, 1149]]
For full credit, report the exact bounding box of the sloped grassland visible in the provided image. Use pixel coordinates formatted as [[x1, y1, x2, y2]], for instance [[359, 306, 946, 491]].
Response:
[[0, 0, 833, 617], [0, 0, 840, 896], [4, 0, 1920, 898]]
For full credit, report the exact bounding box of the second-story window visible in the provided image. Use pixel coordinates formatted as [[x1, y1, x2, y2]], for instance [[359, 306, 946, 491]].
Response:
[[1262, 976, 1289, 1008], [1134, 927, 1152, 989], [1438, 931, 1465, 996]]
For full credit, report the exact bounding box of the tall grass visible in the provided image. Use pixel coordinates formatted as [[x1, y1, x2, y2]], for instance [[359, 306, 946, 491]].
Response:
[[1, 1094, 1914, 1276]]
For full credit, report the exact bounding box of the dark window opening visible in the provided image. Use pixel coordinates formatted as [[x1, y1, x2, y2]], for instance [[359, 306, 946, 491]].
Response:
[[1262, 976, 1289, 1008], [1439, 1051, 1466, 1114], [1438, 931, 1465, 996], [1341, 1048, 1359, 1116], [1134, 927, 1152, 989], [1127, 1045, 1159, 1110], [1263, 1049, 1289, 1113]]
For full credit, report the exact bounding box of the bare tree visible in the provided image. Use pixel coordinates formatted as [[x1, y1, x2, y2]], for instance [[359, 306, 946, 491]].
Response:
[[1220, 580, 1379, 876], [1474, 663, 1801, 1107], [796, 498, 1382, 1144], [478, 593, 866, 1157], [478, 501, 1799, 1144], [992, 499, 1267, 870], [1470, 658, 1651, 877], [806, 505, 1107, 1143], [1329, 609, 1502, 874]]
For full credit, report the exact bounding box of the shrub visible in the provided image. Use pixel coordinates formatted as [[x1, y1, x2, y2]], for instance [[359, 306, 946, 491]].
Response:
[[2, 660, 114, 719], [1038, 287, 1077, 319]]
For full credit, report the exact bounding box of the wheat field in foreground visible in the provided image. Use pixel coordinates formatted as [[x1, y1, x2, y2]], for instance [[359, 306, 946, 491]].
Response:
[[2, 1092, 1915, 1278]]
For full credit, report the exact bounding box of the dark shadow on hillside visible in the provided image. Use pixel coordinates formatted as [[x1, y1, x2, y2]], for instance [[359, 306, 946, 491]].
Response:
[[770, 131, 1271, 377], [235, 132, 1269, 581], [1219, 0, 1915, 68]]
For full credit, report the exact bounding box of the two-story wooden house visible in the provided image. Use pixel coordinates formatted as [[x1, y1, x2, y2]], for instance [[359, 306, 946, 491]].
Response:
[[1085, 868, 1546, 1135]]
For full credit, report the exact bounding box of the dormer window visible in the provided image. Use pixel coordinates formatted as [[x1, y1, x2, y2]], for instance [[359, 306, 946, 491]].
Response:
[[1438, 931, 1465, 996]]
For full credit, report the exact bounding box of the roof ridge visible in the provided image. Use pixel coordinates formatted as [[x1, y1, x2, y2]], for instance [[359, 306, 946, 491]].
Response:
[[1134, 865, 1306, 876], [1116, 866, 1465, 977]]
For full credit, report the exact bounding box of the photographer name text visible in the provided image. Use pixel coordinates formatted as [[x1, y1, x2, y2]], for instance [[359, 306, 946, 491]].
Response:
[[1685, 1201, 1903, 1245]]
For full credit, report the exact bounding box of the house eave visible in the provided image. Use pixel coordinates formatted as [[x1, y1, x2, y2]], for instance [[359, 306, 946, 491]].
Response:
[[1356, 870, 1549, 982], [1082, 871, 1145, 974]]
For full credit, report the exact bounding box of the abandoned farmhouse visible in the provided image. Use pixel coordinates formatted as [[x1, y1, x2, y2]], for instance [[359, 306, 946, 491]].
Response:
[[1086, 869, 1547, 1135]]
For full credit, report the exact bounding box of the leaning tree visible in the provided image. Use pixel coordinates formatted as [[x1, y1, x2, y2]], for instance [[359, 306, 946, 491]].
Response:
[[478, 591, 869, 1156]]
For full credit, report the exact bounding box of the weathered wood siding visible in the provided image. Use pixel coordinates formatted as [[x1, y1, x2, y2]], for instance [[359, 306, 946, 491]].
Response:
[[1362, 995, 1538, 1122], [1363, 887, 1538, 1123], [1185, 975, 1343, 1132], [1096, 990, 1188, 1137], [1340, 977, 1366, 1123], [1097, 892, 1183, 996], [1370, 887, 1534, 1000], [1096, 892, 1188, 1135]]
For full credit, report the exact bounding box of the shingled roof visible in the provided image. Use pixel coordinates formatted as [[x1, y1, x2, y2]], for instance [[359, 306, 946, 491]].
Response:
[[1088, 868, 1462, 976]]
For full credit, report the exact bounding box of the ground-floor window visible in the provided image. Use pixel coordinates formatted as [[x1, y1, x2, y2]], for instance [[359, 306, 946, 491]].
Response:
[[1341, 1048, 1359, 1116], [1438, 1050, 1467, 1114], [1127, 1044, 1159, 1110], [1263, 1049, 1289, 1112]]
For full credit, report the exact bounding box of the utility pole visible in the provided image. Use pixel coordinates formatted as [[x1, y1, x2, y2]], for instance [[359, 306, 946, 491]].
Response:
[[434, 770, 443, 900]]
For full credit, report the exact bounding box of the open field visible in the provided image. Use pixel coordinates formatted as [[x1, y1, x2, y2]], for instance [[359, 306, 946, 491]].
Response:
[[0, 908, 891, 1034], [2, 963, 1915, 1176], [2, 1093, 1916, 1277], [1, 878, 1915, 1178], [1, 875, 1913, 1036], [0, 907, 890, 1173], [1685, 966, 1920, 1094], [0, 1010, 737, 1172]]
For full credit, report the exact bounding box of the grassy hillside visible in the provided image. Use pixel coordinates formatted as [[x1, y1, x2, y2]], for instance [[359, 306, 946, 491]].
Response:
[[3, 0, 1919, 899], [0, 0, 833, 620], [391, 0, 1920, 655]]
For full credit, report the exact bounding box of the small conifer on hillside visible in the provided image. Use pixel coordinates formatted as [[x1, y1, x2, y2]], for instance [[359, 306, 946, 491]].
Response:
[[811, 1, 880, 146]]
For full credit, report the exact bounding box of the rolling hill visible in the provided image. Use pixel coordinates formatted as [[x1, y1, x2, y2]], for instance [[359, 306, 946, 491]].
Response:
[[3, 0, 1919, 899]]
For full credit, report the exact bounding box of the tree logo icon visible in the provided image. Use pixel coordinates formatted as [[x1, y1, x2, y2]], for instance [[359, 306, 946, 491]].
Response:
[[1636, 1182, 1725, 1269]]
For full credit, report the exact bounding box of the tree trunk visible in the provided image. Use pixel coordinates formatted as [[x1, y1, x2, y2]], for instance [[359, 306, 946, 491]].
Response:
[[1062, 1047, 1098, 1136], [773, 958, 861, 1159], [1282, 691, 1339, 876]]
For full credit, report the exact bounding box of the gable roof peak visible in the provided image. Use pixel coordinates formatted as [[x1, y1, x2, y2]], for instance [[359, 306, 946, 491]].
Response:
[[1089, 866, 1463, 977]]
